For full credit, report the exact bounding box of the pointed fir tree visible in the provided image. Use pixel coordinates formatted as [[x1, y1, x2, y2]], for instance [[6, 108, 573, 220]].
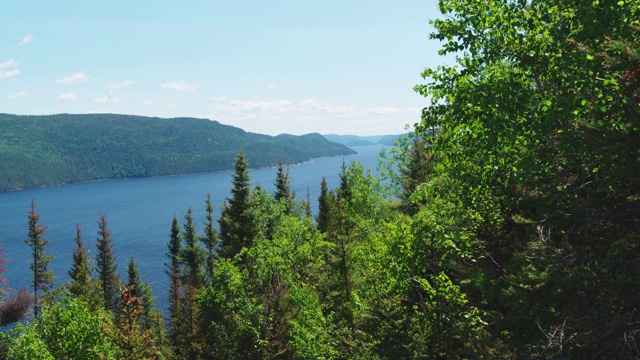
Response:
[[274, 161, 295, 213], [218, 150, 254, 260], [182, 207, 205, 289], [112, 285, 159, 359], [95, 213, 120, 312], [316, 177, 334, 233], [399, 135, 432, 215], [202, 192, 219, 283], [305, 185, 313, 219], [165, 216, 182, 352], [68, 224, 98, 305], [337, 159, 352, 201], [126, 257, 155, 330], [24, 199, 55, 317]]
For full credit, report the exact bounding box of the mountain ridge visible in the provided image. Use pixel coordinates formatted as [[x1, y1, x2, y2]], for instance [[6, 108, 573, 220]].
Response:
[[0, 113, 356, 191]]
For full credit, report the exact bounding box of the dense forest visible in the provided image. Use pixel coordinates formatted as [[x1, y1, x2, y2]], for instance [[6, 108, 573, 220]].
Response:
[[0, 0, 639, 358], [0, 113, 355, 192]]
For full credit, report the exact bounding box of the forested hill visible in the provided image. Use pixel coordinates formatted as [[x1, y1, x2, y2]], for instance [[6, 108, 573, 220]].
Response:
[[0, 113, 356, 191]]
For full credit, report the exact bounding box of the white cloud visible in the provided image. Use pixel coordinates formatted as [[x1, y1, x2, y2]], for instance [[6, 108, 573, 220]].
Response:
[[8, 91, 27, 99], [57, 92, 77, 101], [141, 100, 152, 106], [107, 80, 134, 90], [92, 95, 122, 103], [160, 80, 198, 92], [298, 99, 356, 115], [0, 69, 20, 79], [18, 34, 34, 46], [57, 72, 88, 84], [214, 99, 292, 113], [361, 106, 400, 115], [0, 59, 17, 69]]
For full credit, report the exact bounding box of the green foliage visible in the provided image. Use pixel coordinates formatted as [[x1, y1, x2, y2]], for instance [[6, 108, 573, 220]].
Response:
[[316, 177, 333, 233], [7, 295, 118, 359], [218, 151, 255, 262], [198, 260, 262, 360], [95, 213, 120, 312], [68, 224, 100, 307], [24, 199, 55, 317], [0, 113, 355, 192], [181, 207, 205, 289], [274, 161, 295, 214], [411, 0, 640, 357], [201, 192, 219, 284]]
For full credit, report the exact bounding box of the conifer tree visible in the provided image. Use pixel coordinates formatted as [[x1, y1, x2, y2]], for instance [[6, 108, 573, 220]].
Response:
[[165, 216, 182, 355], [218, 151, 254, 260], [182, 207, 204, 289], [316, 177, 333, 233], [201, 192, 219, 283], [68, 224, 98, 305], [24, 199, 55, 317], [305, 186, 312, 219], [95, 213, 120, 312], [399, 135, 432, 215], [112, 285, 158, 359], [274, 161, 294, 213], [126, 257, 155, 330]]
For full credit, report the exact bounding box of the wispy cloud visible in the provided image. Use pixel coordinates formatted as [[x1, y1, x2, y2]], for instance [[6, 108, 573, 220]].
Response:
[[57, 92, 77, 101], [0, 59, 17, 69], [92, 95, 122, 103], [214, 99, 293, 113], [160, 80, 198, 92], [107, 80, 134, 90], [8, 91, 27, 99], [0, 69, 20, 80], [212, 96, 229, 102], [18, 34, 34, 46], [268, 83, 278, 89], [57, 72, 88, 84], [299, 99, 357, 115], [141, 100, 153, 106], [361, 106, 400, 115]]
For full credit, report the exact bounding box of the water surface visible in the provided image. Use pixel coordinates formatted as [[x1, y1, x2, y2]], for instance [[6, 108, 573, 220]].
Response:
[[0, 145, 388, 311]]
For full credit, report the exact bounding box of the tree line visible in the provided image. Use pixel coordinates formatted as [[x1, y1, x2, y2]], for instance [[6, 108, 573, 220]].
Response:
[[0, 113, 355, 192], [1, 0, 639, 358]]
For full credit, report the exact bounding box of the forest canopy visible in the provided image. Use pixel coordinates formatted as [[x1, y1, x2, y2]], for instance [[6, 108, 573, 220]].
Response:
[[0, 113, 355, 191]]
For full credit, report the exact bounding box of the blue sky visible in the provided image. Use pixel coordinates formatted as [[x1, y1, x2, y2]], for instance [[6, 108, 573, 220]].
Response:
[[1, 1, 448, 136]]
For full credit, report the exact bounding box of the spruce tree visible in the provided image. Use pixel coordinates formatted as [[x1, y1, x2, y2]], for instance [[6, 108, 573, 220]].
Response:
[[126, 256, 156, 331], [399, 135, 432, 215], [316, 177, 333, 233], [95, 213, 120, 312], [202, 192, 219, 283], [24, 199, 55, 317], [274, 161, 294, 213], [218, 151, 253, 260], [68, 224, 98, 305], [165, 216, 182, 353], [305, 186, 312, 219], [182, 207, 204, 289]]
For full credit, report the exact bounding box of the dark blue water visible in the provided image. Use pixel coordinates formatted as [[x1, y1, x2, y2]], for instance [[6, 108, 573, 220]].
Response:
[[0, 145, 387, 311]]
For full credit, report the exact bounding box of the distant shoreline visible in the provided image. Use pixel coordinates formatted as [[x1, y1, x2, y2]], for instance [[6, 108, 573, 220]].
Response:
[[0, 153, 364, 194]]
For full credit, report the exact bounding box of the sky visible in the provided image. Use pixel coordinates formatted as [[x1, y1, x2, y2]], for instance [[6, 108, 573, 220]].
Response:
[[1, 0, 450, 136]]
